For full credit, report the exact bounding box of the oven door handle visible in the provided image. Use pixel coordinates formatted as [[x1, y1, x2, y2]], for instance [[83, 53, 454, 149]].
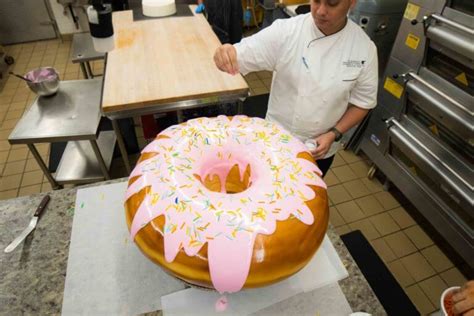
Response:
[[427, 14, 474, 36], [406, 72, 474, 116], [385, 117, 473, 191]]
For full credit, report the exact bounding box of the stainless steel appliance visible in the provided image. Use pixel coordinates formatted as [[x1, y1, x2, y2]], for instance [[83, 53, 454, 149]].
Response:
[[0, 0, 58, 45], [358, 0, 473, 267], [349, 0, 409, 73]]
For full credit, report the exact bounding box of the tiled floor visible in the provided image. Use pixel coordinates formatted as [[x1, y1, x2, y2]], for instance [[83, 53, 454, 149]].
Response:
[[0, 39, 469, 315]]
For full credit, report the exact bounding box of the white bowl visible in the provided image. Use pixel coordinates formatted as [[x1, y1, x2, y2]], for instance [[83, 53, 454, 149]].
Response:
[[440, 286, 460, 316]]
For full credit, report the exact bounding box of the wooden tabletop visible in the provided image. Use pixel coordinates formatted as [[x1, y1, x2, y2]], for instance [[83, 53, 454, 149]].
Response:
[[102, 6, 249, 115]]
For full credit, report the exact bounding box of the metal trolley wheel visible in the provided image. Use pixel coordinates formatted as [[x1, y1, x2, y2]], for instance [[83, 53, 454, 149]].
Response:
[[367, 165, 377, 179], [4, 55, 14, 65]]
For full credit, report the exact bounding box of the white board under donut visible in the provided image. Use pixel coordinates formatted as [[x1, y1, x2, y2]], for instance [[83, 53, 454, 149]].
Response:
[[62, 181, 351, 316]]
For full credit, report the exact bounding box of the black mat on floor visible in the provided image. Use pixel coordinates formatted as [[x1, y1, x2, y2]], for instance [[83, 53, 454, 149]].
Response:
[[340, 230, 419, 315], [129, 1, 193, 21]]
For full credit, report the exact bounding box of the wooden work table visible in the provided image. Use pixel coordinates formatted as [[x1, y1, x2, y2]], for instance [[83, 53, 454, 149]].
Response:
[[102, 6, 249, 115], [101, 6, 249, 173]]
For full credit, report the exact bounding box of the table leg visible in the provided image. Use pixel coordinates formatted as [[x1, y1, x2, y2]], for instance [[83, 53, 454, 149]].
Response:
[[112, 119, 131, 174], [176, 110, 184, 123], [85, 62, 94, 79], [80, 63, 89, 79], [89, 140, 110, 180], [27, 144, 62, 190], [237, 100, 244, 115]]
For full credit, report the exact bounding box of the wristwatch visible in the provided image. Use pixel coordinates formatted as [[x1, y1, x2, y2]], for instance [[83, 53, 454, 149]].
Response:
[[329, 127, 343, 142]]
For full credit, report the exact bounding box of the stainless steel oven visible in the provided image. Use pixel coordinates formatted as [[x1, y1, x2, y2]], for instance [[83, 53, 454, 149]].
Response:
[[358, 0, 473, 267]]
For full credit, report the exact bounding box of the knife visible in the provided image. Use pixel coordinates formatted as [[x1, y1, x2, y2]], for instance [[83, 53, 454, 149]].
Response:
[[4, 194, 51, 253]]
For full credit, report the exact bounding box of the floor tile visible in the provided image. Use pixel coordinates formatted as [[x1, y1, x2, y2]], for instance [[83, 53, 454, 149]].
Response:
[[370, 238, 397, 263], [331, 153, 346, 167], [355, 195, 385, 216], [256, 71, 272, 79], [323, 170, 340, 186], [348, 218, 380, 241], [421, 245, 453, 273], [0, 140, 11, 152], [401, 252, 436, 282], [327, 184, 352, 204], [0, 189, 18, 200], [404, 226, 434, 250], [244, 73, 258, 81], [342, 179, 371, 199], [388, 206, 416, 229], [7, 147, 28, 162], [440, 267, 467, 288], [329, 206, 346, 227], [41, 181, 53, 193], [374, 191, 400, 210], [334, 224, 352, 236], [383, 231, 417, 258], [360, 177, 384, 193], [1, 118, 19, 130], [2, 160, 26, 176], [335, 200, 366, 223], [405, 284, 436, 315], [0, 174, 22, 191], [370, 212, 400, 236], [348, 160, 371, 178], [387, 260, 415, 287], [24, 158, 41, 172], [418, 275, 447, 310], [252, 87, 268, 95], [247, 79, 265, 89], [338, 150, 363, 163], [18, 184, 42, 197], [21, 170, 44, 187], [5, 109, 24, 120], [331, 165, 358, 183]]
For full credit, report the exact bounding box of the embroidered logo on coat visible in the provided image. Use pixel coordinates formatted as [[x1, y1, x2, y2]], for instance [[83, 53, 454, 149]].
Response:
[[342, 60, 365, 68]]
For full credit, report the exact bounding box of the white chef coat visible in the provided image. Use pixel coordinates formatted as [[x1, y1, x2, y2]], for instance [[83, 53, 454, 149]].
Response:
[[234, 14, 378, 158]]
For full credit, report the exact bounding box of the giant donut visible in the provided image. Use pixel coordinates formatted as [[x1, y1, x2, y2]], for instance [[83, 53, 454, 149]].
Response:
[[125, 115, 329, 293]]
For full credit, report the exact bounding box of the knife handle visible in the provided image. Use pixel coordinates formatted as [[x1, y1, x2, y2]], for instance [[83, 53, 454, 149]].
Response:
[[34, 195, 51, 217]]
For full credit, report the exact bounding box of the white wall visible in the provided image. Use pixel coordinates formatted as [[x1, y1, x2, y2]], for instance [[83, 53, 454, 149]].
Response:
[[48, 0, 90, 35]]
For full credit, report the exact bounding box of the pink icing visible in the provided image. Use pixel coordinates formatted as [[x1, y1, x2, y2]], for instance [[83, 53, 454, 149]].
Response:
[[215, 296, 228, 312], [125, 115, 327, 293]]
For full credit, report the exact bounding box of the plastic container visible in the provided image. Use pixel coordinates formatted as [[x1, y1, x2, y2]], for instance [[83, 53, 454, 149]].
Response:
[[440, 286, 461, 316]]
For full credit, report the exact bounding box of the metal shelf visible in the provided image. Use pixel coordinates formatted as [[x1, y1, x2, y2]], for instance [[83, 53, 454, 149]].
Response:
[[55, 131, 116, 184]]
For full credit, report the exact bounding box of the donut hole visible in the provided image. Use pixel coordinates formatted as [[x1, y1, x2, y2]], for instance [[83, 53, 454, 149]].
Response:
[[195, 163, 252, 194]]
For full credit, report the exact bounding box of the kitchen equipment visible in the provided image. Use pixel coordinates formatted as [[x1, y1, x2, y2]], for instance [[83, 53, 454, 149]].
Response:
[[9, 71, 32, 82], [25, 67, 60, 96], [4, 195, 51, 253], [349, 0, 409, 73], [357, 0, 473, 267]]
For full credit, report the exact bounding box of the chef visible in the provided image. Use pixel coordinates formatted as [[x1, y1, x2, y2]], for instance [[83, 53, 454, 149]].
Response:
[[214, 0, 378, 176]]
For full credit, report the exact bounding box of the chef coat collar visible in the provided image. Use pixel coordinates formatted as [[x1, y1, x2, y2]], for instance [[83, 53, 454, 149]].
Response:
[[308, 16, 349, 48]]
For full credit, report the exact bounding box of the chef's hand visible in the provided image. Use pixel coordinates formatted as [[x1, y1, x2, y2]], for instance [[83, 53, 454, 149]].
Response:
[[453, 280, 474, 315], [312, 132, 336, 160], [214, 44, 239, 75]]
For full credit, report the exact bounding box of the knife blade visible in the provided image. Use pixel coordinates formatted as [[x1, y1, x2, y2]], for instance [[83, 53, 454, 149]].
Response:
[[4, 194, 51, 253]]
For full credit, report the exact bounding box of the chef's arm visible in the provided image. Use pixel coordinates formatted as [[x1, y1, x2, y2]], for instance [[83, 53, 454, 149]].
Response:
[[312, 104, 369, 159], [333, 104, 369, 134]]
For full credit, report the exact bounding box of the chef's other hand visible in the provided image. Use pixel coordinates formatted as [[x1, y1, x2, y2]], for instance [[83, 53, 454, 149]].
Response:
[[313, 132, 336, 160], [214, 44, 239, 75], [195, 3, 205, 13], [453, 280, 474, 315]]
